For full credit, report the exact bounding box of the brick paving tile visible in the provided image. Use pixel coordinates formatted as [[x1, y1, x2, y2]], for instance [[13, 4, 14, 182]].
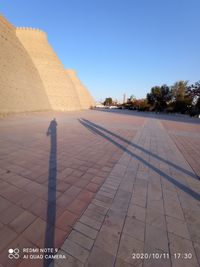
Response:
[[1, 173, 30, 188], [187, 223, 200, 244], [83, 208, 105, 223], [77, 190, 95, 203], [123, 217, 145, 242], [146, 209, 167, 231], [71, 170, 84, 178], [97, 189, 115, 198], [91, 176, 105, 185], [28, 198, 48, 218], [0, 204, 24, 225], [38, 189, 61, 203], [0, 196, 11, 213], [67, 199, 88, 216], [53, 181, 71, 193], [143, 247, 171, 267], [53, 227, 71, 249], [193, 243, 200, 266], [130, 193, 147, 208], [103, 209, 125, 234], [73, 222, 98, 240], [147, 199, 165, 214], [127, 203, 146, 221], [49, 250, 84, 267], [168, 233, 199, 267], [61, 239, 89, 263], [22, 217, 46, 244], [79, 215, 101, 230], [0, 226, 18, 252], [56, 210, 79, 229], [36, 226, 71, 248], [117, 233, 144, 265], [68, 230, 94, 250], [65, 186, 82, 197], [91, 199, 111, 209], [164, 199, 185, 220], [94, 193, 113, 204], [145, 222, 169, 253], [63, 176, 79, 185], [0, 186, 25, 204], [16, 192, 38, 209], [85, 246, 115, 267], [110, 200, 129, 214], [56, 193, 75, 208], [183, 208, 200, 224], [166, 215, 191, 240], [9, 211, 36, 233], [87, 203, 109, 216], [115, 257, 139, 267], [1, 110, 200, 267], [0, 236, 36, 267], [95, 225, 120, 256], [18, 259, 44, 267], [75, 180, 90, 189], [85, 183, 101, 193]]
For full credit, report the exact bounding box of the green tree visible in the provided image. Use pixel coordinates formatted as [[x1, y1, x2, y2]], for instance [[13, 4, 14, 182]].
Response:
[[137, 99, 150, 111], [172, 81, 188, 101], [103, 97, 113, 106], [172, 81, 192, 113], [129, 95, 136, 102], [187, 81, 200, 115], [147, 85, 171, 111]]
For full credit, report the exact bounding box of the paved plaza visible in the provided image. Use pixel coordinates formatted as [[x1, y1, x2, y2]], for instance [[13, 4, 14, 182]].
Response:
[[0, 110, 200, 267]]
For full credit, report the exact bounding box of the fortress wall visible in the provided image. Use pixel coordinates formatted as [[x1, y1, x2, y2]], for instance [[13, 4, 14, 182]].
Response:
[[0, 16, 51, 114], [66, 69, 94, 109], [16, 28, 82, 111]]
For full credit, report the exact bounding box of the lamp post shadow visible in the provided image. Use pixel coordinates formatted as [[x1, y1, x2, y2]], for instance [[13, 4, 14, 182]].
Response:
[[79, 118, 200, 202], [43, 118, 57, 267]]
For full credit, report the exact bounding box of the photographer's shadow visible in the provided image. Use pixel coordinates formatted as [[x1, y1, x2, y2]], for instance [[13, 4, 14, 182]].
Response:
[[44, 118, 57, 267]]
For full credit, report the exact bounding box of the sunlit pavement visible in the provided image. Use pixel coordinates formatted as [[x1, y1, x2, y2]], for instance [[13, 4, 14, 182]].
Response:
[[0, 110, 200, 267]]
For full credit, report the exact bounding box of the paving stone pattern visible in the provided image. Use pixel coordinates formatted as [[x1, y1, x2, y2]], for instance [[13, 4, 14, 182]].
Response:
[[0, 110, 200, 267]]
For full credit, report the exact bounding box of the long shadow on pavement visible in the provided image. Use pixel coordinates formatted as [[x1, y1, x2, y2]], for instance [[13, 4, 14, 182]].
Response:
[[79, 119, 200, 202], [43, 118, 57, 267], [81, 119, 199, 180], [94, 108, 200, 125]]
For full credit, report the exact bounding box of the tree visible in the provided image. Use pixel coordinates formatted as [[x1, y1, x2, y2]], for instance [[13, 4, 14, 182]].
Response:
[[188, 81, 200, 97], [147, 85, 171, 111], [172, 81, 188, 101], [103, 97, 113, 106], [128, 95, 136, 102], [172, 81, 192, 113], [187, 81, 200, 114], [188, 81, 200, 104], [137, 99, 150, 111]]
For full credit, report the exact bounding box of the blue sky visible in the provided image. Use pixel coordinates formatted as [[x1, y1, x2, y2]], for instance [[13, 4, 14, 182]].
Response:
[[1, 0, 200, 102]]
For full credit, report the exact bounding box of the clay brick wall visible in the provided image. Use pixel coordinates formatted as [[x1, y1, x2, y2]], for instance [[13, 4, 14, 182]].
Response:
[[16, 28, 82, 111], [0, 16, 51, 114], [0, 15, 94, 114], [66, 69, 94, 109]]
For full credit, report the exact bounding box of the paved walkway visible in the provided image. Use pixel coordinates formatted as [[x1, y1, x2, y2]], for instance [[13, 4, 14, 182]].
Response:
[[0, 110, 200, 267]]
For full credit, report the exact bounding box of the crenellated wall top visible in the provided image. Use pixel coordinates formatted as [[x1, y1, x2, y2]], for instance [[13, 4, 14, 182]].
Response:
[[16, 27, 47, 39], [16, 26, 45, 33]]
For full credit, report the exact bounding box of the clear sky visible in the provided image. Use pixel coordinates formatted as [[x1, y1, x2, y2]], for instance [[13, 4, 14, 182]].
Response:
[[1, 0, 200, 102]]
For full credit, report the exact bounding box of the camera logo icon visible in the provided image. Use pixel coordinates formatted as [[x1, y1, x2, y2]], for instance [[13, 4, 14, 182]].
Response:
[[8, 248, 20, 259]]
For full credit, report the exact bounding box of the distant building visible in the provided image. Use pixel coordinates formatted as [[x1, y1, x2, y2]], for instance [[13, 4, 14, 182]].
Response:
[[123, 93, 127, 104]]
